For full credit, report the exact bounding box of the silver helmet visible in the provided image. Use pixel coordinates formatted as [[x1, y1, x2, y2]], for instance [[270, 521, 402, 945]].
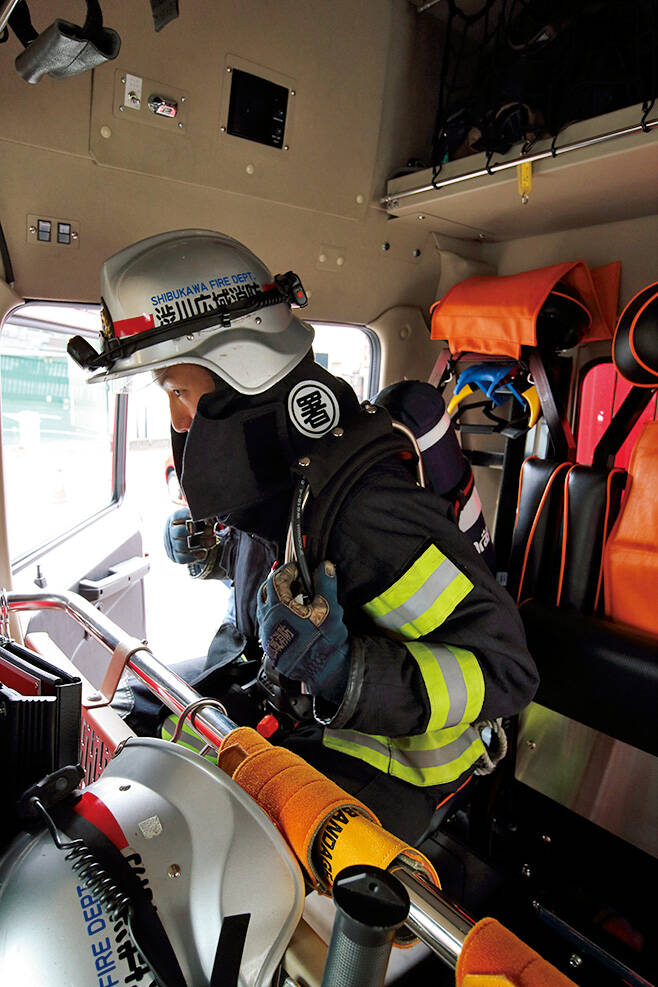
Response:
[[0, 738, 305, 986], [68, 229, 314, 395]]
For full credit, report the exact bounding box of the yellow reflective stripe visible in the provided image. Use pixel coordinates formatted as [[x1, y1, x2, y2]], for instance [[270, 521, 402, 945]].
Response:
[[406, 640, 452, 731], [390, 732, 484, 787], [363, 545, 473, 640], [405, 641, 483, 730], [161, 715, 216, 762], [323, 724, 485, 788], [324, 730, 392, 775]]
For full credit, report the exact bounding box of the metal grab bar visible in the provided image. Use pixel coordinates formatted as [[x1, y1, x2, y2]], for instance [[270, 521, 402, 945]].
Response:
[[5, 590, 235, 746], [5, 587, 472, 966], [382, 115, 658, 209]]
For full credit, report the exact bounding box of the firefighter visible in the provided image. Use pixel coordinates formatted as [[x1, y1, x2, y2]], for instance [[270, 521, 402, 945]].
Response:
[[68, 229, 538, 843]]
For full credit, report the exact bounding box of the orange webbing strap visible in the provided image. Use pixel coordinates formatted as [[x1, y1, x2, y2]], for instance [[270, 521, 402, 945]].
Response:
[[457, 917, 577, 987], [217, 727, 439, 898]]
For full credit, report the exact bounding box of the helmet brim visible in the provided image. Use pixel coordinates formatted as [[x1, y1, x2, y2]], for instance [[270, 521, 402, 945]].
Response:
[[89, 313, 315, 395]]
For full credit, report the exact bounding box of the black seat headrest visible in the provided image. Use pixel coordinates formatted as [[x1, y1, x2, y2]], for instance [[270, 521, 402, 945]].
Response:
[[613, 282, 658, 387]]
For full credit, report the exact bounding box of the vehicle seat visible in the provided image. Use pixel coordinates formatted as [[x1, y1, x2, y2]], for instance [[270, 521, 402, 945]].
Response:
[[508, 459, 570, 606], [510, 285, 658, 854], [603, 422, 658, 636]]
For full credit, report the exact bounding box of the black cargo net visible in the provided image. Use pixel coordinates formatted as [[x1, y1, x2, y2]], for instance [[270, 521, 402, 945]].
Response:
[[430, 0, 657, 183]]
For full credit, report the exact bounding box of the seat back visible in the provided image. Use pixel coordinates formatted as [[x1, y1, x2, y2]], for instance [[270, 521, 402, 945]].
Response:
[[603, 422, 658, 635], [508, 459, 570, 606], [558, 465, 626, 613]]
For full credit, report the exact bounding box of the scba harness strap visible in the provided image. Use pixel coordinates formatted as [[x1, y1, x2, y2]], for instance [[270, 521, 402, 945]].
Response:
[[289, 403, 417, 578]]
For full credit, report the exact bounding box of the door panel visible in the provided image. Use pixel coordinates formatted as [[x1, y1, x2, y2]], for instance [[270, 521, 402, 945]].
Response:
[[1, 303, 148, 680]]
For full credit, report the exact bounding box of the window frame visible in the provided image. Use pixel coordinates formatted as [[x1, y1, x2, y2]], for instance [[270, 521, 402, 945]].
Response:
[[2, 307, 126, 574], [308, 321, 381, 399], [4, 313, 379, 571]]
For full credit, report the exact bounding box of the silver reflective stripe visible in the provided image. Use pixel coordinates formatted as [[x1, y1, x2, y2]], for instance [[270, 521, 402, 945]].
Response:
[[417, 412, 451, 452], [458, 486, 482, 532], [373, 556, 462, 633], [325, 725, 480, 770], [326, 729, 390, 761], [390, 728, 479, 770], [426, 642, 468, 726]]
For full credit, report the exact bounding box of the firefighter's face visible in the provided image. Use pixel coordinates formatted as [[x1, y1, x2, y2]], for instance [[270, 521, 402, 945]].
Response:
[[157, 364, 216, 433]]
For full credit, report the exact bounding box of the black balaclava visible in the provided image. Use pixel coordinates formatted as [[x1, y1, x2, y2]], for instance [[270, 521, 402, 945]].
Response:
[[171, 352, 361, 546]]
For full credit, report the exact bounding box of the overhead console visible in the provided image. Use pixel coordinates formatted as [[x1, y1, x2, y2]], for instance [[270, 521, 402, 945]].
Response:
[[84, 2, 395, 221]]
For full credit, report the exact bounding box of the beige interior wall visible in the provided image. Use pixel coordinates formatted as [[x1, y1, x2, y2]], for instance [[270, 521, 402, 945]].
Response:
[[482, 211, 658, 381], [0, 0, 445, 340], [482, 213, 658, 323], [369, 305, 444, 388]]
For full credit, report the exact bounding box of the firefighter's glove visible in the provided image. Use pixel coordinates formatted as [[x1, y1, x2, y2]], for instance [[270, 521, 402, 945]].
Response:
[[163, 508, 197, 565], [164, 508, 222, 579], [257, 561, 350, 704]]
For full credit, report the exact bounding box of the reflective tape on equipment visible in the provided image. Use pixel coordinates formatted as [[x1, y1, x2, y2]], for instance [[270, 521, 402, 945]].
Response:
[[323, 723, 485, 787], [363, 544, 473, 639], [406, 640, 484, 730], [458, 486, 483, 533], [417, 411, 452, 452], [161, 714, 217, 762]]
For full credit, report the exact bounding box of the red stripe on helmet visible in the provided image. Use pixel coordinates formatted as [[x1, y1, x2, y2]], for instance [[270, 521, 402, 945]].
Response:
[[73, 791, 129, 850], [113, 313, 155, 338]]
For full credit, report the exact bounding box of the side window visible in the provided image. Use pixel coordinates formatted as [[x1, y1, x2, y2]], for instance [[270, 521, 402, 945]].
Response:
[[0, 303, 118, 566], [311, 323, 379, 400], [576, 360, 657, 467]]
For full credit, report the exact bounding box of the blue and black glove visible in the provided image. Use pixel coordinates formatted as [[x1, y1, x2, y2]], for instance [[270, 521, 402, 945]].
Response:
[[163, 508, 227, 579], [163, 508, 198, 565], [257, 560, 350, 704]]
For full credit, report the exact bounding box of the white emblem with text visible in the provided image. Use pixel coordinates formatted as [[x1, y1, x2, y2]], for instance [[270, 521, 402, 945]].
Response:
[[288, 381, 340, 437]]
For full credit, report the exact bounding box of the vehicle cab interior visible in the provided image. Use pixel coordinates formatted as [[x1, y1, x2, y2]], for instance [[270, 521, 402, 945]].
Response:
[[0, 2, 656, 986]]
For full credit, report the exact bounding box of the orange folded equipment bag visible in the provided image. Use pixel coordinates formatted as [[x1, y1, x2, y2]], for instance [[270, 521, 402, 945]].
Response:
[[431, 260, 620, 358]]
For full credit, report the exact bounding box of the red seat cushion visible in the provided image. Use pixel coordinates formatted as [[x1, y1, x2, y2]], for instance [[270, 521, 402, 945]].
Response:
[[604, 422, 658, 635]]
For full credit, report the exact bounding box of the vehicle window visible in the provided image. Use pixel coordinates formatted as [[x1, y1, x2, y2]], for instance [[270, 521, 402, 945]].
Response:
[[576, 360, 657, 468], [311, 323, 379, 400], [0, 303, 117, 564]]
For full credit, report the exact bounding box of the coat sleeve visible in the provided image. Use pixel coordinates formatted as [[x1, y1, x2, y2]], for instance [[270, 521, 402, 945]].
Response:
[[322, 463, 539, 737]]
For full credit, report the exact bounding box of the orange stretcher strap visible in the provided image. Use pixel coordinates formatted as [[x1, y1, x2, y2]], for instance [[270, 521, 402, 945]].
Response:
[[457, 917, 577, 987], [604, 422, 658, 635], [217, 726, 439, 899], [430, 260, 620, 359]]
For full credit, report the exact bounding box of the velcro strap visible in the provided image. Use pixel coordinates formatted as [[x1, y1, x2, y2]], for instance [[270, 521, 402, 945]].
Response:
[[4, 0, 38, 47], [149, 0, 180, 32]]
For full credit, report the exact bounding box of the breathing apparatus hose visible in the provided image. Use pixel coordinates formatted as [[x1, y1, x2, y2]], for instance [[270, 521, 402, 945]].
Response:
[[290, 477, 314, 601]]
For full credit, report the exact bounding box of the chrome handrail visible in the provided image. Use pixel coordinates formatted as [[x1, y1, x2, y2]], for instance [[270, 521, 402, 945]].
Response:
[[5, 587, 472, 966], [382, 115, 658, 209], [5, 590, 235, 746]]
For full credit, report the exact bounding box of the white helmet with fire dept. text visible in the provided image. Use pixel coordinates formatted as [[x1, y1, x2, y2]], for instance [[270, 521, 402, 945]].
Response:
[[67, 229, 314, 395]]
